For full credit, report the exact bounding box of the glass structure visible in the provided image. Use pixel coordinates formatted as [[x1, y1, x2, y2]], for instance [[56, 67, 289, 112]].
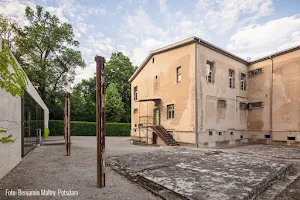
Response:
[[21, 91, 44, 157]]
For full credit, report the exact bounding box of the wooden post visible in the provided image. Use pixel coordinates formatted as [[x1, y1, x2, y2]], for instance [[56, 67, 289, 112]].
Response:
[[95, 56, 106, 188], [64, 93, 71, 156]]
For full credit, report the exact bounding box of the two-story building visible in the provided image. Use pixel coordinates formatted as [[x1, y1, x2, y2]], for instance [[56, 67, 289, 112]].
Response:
[[129, 36, 300, 147]]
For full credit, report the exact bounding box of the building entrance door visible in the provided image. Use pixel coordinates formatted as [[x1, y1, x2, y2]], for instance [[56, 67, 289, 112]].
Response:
[[153, 108, 160, 125]]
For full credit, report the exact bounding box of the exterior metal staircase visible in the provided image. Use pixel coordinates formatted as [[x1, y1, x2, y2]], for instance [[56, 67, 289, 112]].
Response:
[[151, 125, 180, 146]]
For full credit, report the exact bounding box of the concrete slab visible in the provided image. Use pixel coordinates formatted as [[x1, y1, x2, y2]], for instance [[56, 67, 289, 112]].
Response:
[[224, 145, 300, 159], [109, 147, 292, 200]]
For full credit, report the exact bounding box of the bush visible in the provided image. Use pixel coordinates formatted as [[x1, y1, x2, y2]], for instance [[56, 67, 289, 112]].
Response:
[[49, 120, 130, 136]]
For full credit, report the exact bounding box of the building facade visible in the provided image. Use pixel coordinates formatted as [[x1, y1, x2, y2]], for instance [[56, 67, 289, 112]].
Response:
[[0, 38, 49, 179], [129, 37, 300, 147]]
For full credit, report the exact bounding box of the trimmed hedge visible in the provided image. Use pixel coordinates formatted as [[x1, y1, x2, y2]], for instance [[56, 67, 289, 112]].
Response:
[[49, 120, 130, 136]]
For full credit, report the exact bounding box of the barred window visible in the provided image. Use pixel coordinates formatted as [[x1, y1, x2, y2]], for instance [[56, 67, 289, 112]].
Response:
[[217, 99, 227, 108], [239, 102, 247, 110], [248, 68, 264, 77], [248, 102, 263, 109], [176, 66, 182, 82], [240, 73, 246, 90], [229, 69, 235, 88], [134, 86, 138, 100], [206, 61, 215, 83]]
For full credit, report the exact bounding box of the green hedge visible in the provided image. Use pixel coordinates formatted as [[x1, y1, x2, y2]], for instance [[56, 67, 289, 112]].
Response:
[[49, 120, 130, 136]]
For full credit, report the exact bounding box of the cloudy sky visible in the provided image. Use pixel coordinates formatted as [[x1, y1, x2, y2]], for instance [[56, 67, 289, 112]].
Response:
[[1, 0, 300, 84]]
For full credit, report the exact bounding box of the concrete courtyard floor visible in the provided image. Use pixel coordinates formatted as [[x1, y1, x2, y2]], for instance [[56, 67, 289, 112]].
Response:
[[108, 146, 300, 200], [1, 137, 300, 200]]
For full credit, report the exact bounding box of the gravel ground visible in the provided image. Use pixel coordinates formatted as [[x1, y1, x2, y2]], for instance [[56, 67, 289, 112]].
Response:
[[0, 136, 162, 200]]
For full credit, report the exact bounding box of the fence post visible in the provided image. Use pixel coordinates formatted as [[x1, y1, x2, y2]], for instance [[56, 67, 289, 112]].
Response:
[[95, 56, 106, 188]]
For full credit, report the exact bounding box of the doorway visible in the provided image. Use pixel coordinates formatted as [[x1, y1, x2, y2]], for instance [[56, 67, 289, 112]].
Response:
[[153, 108, 160, 125]]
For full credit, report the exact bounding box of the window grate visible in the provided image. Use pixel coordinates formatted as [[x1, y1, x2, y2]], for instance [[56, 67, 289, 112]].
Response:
[[217, 99, 227, 108], [248, 68, 264, 78], [248, 102, 263, 109]]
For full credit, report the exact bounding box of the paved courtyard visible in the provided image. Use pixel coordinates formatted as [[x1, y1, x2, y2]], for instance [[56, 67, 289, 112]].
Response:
[[1, 137, 300, 200], [0, 136, 161, 200]]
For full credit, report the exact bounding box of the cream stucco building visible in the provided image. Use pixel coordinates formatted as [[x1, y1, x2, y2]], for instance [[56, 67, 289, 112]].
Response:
[[129, 36, 300, 147]]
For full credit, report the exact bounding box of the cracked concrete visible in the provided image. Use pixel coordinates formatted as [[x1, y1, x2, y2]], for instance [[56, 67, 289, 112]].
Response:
[[109, 147, 293, 200]]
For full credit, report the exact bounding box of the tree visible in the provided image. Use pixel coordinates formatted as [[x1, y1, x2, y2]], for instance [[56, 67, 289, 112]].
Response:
[[71, 77, 96, 122], [0, 14, 19, 50], [105, 52, 137, 122], [14, 5, 85, 101], [105, 83, 125, 122]]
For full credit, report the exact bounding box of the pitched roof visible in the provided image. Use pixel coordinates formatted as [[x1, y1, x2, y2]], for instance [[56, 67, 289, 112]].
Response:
[[128, 36, 300, 83]]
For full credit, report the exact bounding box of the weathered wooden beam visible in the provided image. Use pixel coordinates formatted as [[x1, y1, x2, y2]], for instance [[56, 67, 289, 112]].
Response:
[[67, 93, 71, 156], [95, 56, 106, 188], [64, 93, 71, 156]]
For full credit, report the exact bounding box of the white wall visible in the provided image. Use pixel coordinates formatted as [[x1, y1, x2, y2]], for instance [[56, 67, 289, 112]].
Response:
[[0, 88, 22, 180], [0, 37, 49, 179]]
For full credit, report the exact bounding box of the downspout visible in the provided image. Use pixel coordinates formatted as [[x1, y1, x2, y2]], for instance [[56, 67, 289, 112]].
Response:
[[270, 56, 273, 145], [195, 41, 199, 148]]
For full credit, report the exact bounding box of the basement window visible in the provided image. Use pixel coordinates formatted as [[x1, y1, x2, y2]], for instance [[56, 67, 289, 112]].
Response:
[[206, 61, 215, 83], [217, 99, 227, 108], [239, 102, 247, 110], [287, 136, 296, 141], [228, 69, 235, 88], [134, 86, 138, 101], [248, 102, 263, 109], [240, 73, 246, 90], [176, 66, 182, 82], [248, 68, 264, 78], [167, 104, 175, 119]]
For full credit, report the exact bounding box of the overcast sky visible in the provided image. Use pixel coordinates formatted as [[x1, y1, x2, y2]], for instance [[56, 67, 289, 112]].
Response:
[[1, 0, 300, 84]]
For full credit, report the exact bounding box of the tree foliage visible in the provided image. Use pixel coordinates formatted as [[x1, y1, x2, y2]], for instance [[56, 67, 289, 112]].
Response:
[[0, 14, 19, 50], [14, 5, 85, 101], [105, 83, 125, 122], [71, 77, 96, 122], [104, 52, 137, 122], [0, 40, 27, 97]]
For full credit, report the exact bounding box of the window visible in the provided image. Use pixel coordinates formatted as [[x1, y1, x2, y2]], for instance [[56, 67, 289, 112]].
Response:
[[152, 57, 155, 63], [133, 108, 138, 114], [248, 68, 264, 77], [209, 131, 213, 136], [240, 73, 246, 90], [134, 86, 138, 101], [239, 102, 247, 110], [219, 132, 222, 136], [229, 69, 235, 88], [206, 61, 214, 83], [176, 66, 182, 82], [248, 102, 263, 109], [217, 99, 226, 108], [167, 104, 175, 119]]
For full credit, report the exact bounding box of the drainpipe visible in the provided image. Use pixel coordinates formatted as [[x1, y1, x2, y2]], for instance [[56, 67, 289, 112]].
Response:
[[195, 41, 199, 148], [270, 56, 273, 145]]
